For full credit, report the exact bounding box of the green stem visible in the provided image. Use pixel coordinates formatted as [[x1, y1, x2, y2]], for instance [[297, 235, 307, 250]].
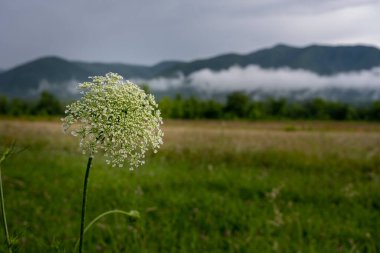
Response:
[[73, 209, 140, 253], [79, 157, 93, 253], [0, 149, 12, 253]]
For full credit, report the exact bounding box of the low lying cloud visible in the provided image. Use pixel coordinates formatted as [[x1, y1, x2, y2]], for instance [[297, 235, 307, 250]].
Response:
[[31, 79, 80, 99], [141, 65, 380, 92], [30, 65, 380, 103]]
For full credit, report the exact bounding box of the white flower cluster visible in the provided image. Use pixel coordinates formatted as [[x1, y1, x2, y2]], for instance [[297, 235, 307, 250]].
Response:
[[62, 73, 163, 169]]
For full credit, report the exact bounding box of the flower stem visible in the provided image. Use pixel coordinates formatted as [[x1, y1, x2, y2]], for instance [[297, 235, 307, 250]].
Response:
[[73, 209, 140, 253], [0, 149, 12, 253], [79, 157, 93, 253]]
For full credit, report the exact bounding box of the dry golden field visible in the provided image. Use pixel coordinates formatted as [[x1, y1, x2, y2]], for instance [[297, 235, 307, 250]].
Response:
[[2, 118, 380, 158]]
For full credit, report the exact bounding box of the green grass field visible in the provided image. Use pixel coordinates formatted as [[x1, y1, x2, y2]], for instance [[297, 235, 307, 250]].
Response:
[[1, 119, 380, 252]]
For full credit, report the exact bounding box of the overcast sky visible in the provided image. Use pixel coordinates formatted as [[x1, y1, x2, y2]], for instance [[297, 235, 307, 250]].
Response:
[[0, 0, 379, 69]]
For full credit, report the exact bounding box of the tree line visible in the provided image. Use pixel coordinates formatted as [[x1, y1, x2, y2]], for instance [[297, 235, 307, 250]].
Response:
[[0, 91, 63, 116], [1, 91, 380, 121], [160, 92, 380, 121]]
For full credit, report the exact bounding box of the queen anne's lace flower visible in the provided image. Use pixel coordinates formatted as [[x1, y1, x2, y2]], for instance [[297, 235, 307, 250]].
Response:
[[62, 73, 163, 169]]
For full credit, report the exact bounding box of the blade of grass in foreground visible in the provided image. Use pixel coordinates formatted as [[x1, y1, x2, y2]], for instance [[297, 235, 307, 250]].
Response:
[[0, 148, 12, 253]]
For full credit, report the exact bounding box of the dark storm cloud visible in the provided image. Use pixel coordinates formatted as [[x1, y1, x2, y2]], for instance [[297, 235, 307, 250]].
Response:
[[0, 0, 379, 69]]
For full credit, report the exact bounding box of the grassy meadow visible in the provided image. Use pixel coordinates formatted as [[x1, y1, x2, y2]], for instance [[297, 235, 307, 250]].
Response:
[[0, 119, 380, 252]]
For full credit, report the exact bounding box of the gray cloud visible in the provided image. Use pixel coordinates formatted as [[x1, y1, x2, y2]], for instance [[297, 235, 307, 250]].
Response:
[[1, 0, 379, 69]]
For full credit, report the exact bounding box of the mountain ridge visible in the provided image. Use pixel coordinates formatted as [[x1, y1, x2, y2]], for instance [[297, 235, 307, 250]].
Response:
[[159, 44, 380, 76], [1, 44, 380, 99]]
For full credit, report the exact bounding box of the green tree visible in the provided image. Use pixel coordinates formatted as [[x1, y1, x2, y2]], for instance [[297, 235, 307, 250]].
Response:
[[327, 102, 356, 120], [203, 100, 223, 119], [305, 98, 329, 119], [0, 96, 9, 115], [284, 103, 308, 119], [263, 98, 287, 118], [9, 98, 29, 116], [33, 91, 63, 115], [183, 97, 202, 119], [368, 101, 380, 121], [247, 101, 264, 120], [158, 97, 174, 118], [171, 94, 184, 118], [224, 91, 250, 118]]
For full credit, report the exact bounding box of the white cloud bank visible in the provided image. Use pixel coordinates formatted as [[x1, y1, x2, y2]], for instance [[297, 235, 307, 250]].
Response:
[[30, 65, 380, 103], [143, 65, 380, 92]]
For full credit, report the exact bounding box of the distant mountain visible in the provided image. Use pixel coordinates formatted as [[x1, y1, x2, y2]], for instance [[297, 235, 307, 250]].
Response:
[[161, 44, 380, 76], [0, 57, 89, 96], [0, 57, 182, 98], [73, 60, 183, 79], [1, 44, 380, 100]]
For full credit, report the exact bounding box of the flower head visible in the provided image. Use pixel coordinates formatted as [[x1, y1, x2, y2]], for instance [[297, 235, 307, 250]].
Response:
[[62, 73, 163, 169]]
